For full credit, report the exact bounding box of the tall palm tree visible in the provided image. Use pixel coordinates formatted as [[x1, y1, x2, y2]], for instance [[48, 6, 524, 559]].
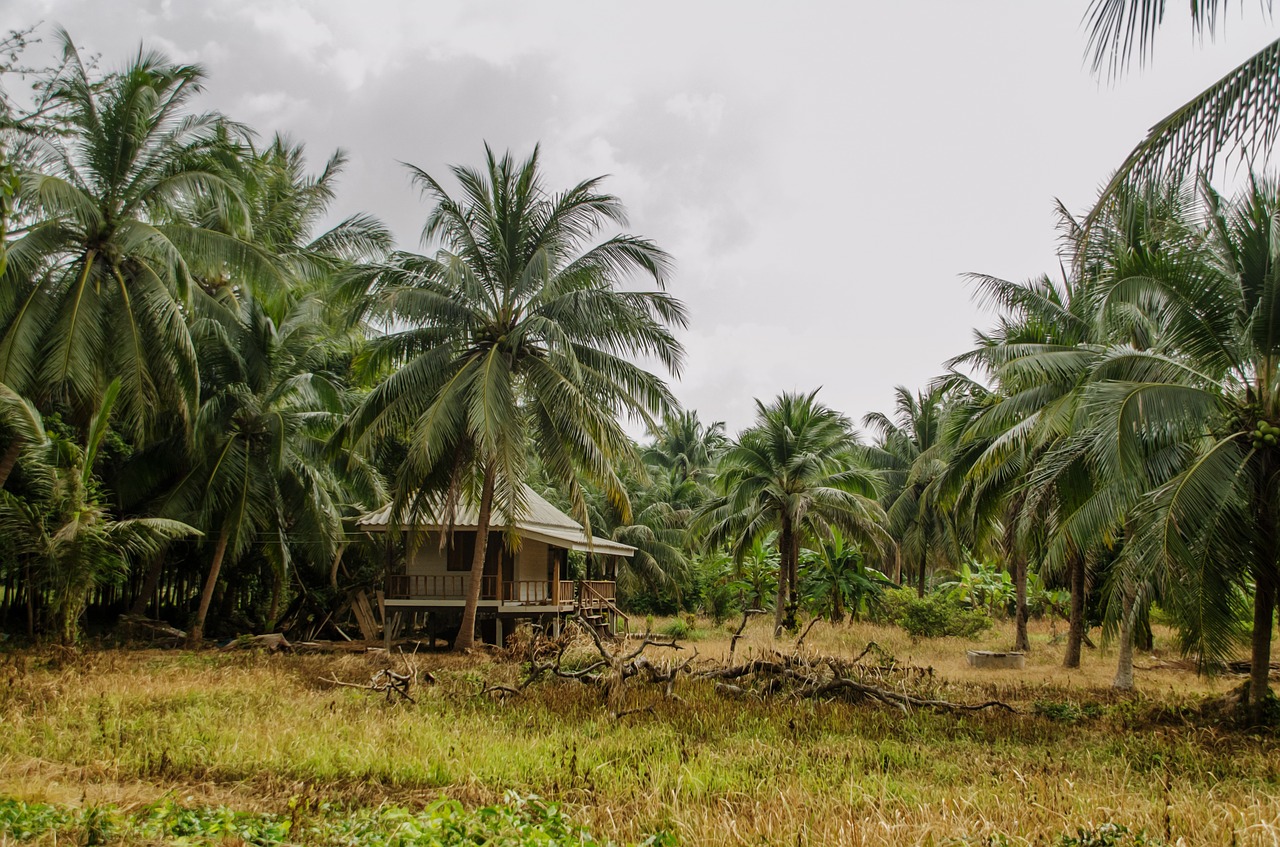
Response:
[[341, 145, 686, 651], [113, 134, 389, 627], [697, 390, 889, 635], [0, 32, 268, 439], [863, 385, 963, 596], [643, 410, 727, 487], [1080, 176, 1280, 719], [173, 292, 381, 643], [949, 185, 1178, 664], [195, 134, 391, 303], [949, 266, 1103, 663]]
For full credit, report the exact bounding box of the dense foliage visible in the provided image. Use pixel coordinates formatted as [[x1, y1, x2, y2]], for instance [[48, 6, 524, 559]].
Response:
[[3, 7, 1280, 724]]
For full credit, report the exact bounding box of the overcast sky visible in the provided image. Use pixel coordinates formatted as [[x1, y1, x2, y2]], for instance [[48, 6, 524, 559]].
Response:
[[3, 2, 1277, 436]]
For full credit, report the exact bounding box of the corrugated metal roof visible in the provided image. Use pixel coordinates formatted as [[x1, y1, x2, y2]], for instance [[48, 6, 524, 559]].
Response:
[[356, 484, 636, 557]]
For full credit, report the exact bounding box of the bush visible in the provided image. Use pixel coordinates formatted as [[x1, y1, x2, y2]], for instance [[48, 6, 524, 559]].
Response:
[[658, 618, 690, 639], [875, 586, 992, 639], [1034, 699, 1104, 724]]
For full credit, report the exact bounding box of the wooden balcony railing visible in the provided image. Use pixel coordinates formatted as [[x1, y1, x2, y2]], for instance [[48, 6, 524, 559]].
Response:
[[387, 574, 466, 599], [387, 575, 608, 606], [504, 580, 554, 603], [581, 580, 615, 601], [579, 578, 629, 633]]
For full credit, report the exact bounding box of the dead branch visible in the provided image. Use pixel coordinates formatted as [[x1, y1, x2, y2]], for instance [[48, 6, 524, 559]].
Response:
[[320, 668, 415, 704], [850, 641, 884, 665], [699, 645, 1015, 715], [633, 648, 699, 700], [518, 624, 608, 688], [794, 617, 821, 652], [795, 676, 1018, 714], [319, 648, 428, 704], [117, 614, 186, 645], [729, 608, 764, 661], [220, 633, 292, 652], [482, 684, 522, 698]]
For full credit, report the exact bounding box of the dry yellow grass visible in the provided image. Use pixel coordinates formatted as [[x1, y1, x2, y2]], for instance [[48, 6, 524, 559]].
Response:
[[0, 617, 1276, 846]]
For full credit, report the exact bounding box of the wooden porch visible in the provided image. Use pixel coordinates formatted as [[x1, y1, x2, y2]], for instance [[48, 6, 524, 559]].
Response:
[[386, 575, 615, 609]]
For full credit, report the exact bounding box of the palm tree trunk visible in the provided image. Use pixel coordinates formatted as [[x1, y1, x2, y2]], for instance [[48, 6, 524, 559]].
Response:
[[774, 517, 793, 637], [60, 595, 79, 646], [773, 572, 786, 635], [189, 525, 230, 647], [455, 464, 496, 651], [1013, 553, 1030, 653], [1135, 604, 1154, 652], [1064, 551, 1086, 669], [329, 544, 346, 590], [266, 569, 282, 631], [785, 530, 800, 630], [127, 552, 166, 618], [1248, 562, 1276, 722], [916, 557, 926, 598], [1113, 588, 1135, 691], [24, 561, 34, 638]]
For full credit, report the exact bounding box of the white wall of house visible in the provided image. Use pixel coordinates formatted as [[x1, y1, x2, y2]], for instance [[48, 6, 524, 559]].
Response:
[[401, 532, 552, 582], [516, 539, 549, 582], [406, 533, 448, 574]]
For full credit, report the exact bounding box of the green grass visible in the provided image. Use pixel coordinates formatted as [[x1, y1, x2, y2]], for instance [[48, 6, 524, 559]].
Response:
[[0, 793, 640, 846], [2, 622, 1279, 845]]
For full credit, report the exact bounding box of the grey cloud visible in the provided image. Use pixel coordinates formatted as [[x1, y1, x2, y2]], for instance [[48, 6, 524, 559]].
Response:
[[5, 0, 1277, 433]]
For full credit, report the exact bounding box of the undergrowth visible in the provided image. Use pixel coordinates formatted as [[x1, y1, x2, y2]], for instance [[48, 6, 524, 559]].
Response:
[[0, 793, 667, 846], [2, 640, 1278, 845]]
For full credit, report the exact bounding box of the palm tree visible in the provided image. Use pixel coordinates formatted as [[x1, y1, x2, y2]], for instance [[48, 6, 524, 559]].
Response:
[[863, 385, 963, 596], [697, 390, 889, 635], [949, 184, 1178, 664], [1082, 1, 1280, 214], [0, 32, 268, 439], [947, 264, 1102, 663], [199, 134, 392, 301], [341, 145, 686, 650], [0, 380, 194, 643], [643, 410, 727, 487], [173, 292, 381, 643], [1080, 176, 1280, 719]]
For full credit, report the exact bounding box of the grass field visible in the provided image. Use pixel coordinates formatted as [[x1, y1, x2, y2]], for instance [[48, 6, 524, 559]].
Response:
[[1, 617, 1278, 845]]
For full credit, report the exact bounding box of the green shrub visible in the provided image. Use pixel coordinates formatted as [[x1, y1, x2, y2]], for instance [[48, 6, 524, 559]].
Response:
[[875, 587, 992, 639], [1034, 699, 1104, 724], [659, 618, 690, 639], [873, 586, 915, 623]]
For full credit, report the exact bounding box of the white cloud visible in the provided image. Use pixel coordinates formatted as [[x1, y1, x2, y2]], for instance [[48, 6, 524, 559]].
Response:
[[7, 0, 1279, 433], [237, 2, 333, 57]]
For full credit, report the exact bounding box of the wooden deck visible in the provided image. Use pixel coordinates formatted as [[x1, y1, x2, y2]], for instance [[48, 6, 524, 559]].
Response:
[[385, 575, 609, 609]]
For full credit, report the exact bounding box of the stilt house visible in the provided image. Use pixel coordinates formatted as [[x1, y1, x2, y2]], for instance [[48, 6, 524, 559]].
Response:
[[358, 486, 634, 645]]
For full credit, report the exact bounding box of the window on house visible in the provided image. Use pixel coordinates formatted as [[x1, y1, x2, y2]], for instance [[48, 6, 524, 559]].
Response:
[[446, 532, 515, 577], [446, 533, 475, 571]]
